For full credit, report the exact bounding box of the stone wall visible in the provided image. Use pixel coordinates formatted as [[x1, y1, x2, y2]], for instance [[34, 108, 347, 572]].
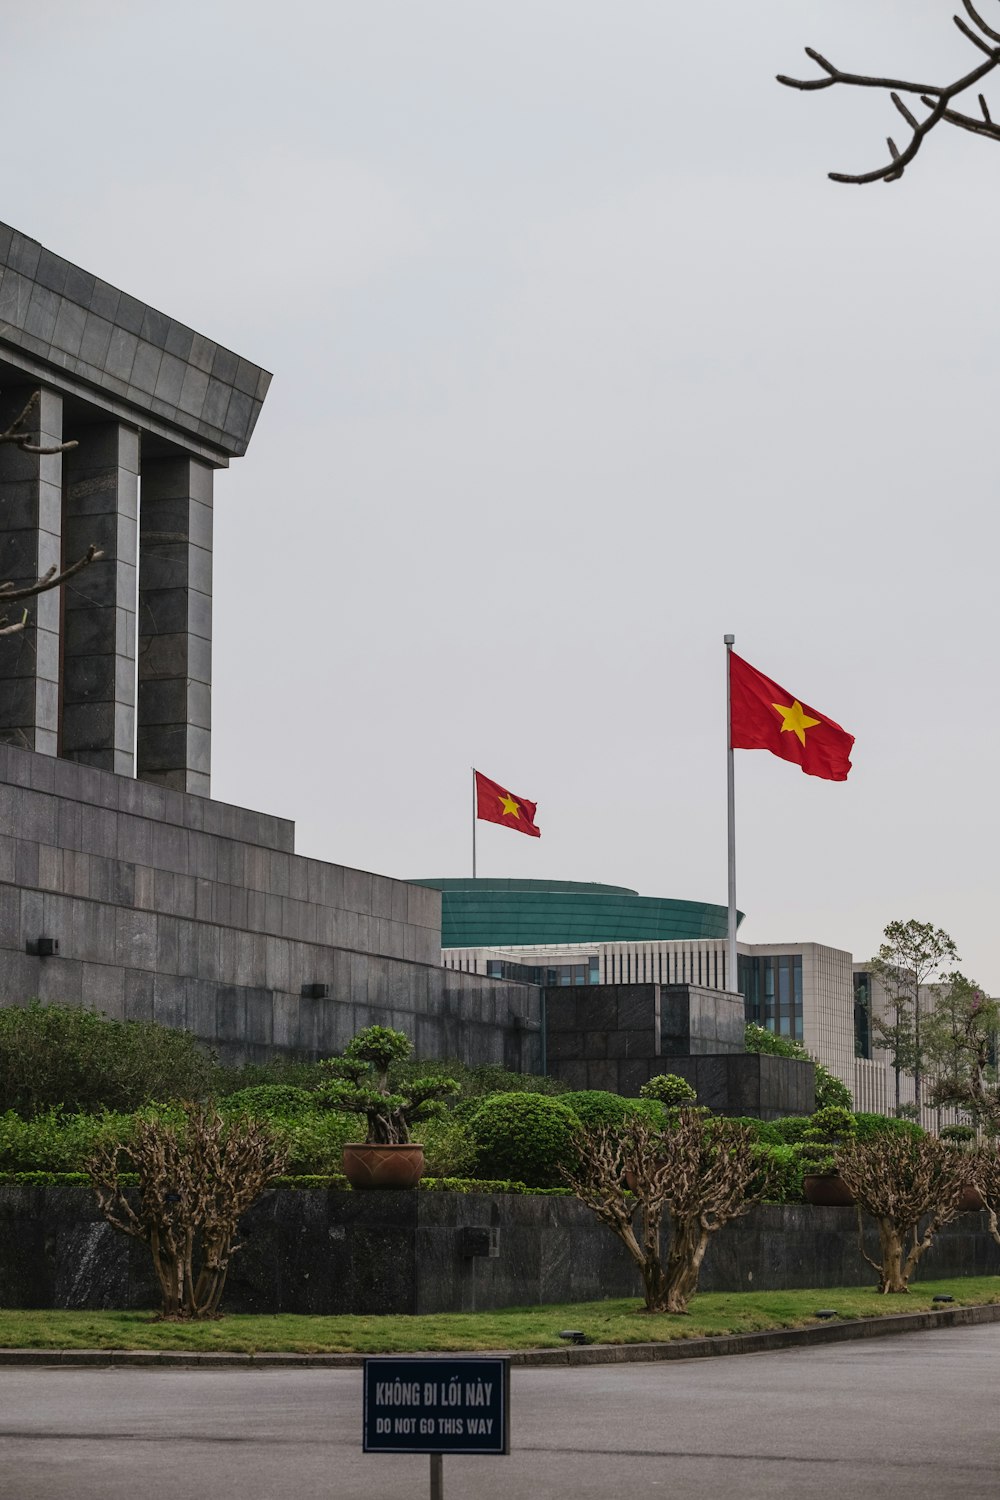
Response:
[[0, 744, 541, 1068], [1, 1185, 995, 1315], [546, 983, 814, 1116]]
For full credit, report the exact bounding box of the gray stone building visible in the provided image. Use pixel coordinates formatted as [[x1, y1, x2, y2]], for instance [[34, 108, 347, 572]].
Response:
[[0, 224, 540, 1067]]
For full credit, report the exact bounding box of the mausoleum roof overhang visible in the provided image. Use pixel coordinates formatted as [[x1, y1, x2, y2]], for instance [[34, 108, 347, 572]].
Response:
[[0, 222, 271, 467]]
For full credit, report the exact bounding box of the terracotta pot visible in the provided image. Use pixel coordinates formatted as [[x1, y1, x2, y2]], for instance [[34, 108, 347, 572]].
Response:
[[803, 1173, 855, 1207], [341, 1142, 425, 1190], [959, 1185, 986, 1213]]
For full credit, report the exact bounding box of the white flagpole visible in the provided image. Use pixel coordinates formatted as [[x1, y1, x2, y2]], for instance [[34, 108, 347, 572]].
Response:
[[472, 766, 477, 879], [725, 634, 737, 993]]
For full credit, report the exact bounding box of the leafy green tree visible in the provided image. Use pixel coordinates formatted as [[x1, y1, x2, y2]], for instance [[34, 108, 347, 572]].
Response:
[[926, 977, 1000, 1131], [868, 922, 959, 1116]]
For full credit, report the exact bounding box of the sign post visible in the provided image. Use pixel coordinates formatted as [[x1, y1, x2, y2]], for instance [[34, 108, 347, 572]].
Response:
[[363, 1355, 510, 1497]]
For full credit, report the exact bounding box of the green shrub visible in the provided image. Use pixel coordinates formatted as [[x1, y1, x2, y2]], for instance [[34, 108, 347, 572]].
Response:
[[414, 1114, 477, 1177], [726, 1116, 784, 1145], [460, 1064, 568, 1098], [639, 1074, 698, 1108], [0, 1108, 134, 1173], [220, 1085, 319, 1119], [271, 1174, 351, 1190], [0, 1003, 214, 1117], [769, 1116, 813, 1144], [271, 1111, 358, 1175], [755, 1142, 804, 1202], [557, 1091, 634, 1130], [0, 1170, 139, 1186], [468, 1092, 581, 1187], [851, 1112, 926, 1142], [213, 1057, 329, 1095], [940, 1123, 976, 1145]]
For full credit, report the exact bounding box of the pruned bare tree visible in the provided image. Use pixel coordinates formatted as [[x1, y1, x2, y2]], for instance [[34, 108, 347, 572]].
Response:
[[971, 1148, 1000, 1247], [0, 389, 102, 637], [779, 2, 1000, 183], [562, 1114, 768, 1314], [88, 1105, 287, 1320], [837, 1135, 974, 1293]]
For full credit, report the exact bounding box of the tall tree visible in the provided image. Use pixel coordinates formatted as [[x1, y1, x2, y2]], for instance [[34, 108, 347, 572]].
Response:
[[927, 977, 1000, 1130], [779, 1, 1000, 184], [868, 920, 959, 1117]]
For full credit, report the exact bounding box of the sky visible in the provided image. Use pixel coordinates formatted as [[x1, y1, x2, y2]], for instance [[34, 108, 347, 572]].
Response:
[[5, 2, 999, 987]]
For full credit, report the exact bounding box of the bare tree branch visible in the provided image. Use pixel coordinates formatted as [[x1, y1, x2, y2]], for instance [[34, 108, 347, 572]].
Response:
[[0, 545, 104, 638], [0, 390, 78, 455], [0, 389, 101, 637], [777, 12, 1000, 183]]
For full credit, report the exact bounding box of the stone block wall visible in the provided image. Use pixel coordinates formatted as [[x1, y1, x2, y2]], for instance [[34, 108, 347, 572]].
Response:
[[0, 1185, 994, 1315], [0, 744, 541, 1067], [546, 982, 813, 1115]]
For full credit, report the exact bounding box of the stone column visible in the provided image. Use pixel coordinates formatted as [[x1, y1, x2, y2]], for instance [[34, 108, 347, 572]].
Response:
[[0, 386, 64, 755], [137, 456, 212, 797], [61, 422, 140, 775]]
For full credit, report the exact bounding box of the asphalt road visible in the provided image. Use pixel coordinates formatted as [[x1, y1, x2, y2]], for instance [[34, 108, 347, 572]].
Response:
[[1, 1325, 998, 1500]]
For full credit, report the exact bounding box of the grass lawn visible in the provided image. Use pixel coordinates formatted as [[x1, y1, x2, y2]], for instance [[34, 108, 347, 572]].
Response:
[[0, 1278, 998, 1354]]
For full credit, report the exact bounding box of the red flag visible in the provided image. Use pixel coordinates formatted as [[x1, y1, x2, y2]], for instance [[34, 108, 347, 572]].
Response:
[[474, 770, 540, 837], [729, 652, 854, 781]]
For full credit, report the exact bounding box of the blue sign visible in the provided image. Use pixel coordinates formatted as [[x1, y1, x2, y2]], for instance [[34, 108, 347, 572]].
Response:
[[363, 1356, 510, 1455]]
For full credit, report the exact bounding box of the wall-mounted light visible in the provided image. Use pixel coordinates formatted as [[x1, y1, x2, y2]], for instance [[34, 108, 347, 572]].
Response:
[[27, 937, 59, 958]]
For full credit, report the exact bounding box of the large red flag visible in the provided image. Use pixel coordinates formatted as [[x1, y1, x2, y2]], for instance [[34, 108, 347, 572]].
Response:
[[729, 652, 854, 781], [474, 770, 540, 837]]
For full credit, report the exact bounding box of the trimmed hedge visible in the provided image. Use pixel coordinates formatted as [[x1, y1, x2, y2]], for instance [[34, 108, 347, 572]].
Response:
[[468, 1093, 581, 1187], [221, 1086, 320, 1118]]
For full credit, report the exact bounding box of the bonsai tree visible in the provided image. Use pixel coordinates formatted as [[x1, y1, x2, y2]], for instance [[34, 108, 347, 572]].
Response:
[[563, 1113, 769, 1314], [319, 1026, 459, 1144], [639, 1073, 697, 1109], [88, 1105, 286, 1320], [836, 1134, 974, 1294], [797, 1105, 857, 1179]]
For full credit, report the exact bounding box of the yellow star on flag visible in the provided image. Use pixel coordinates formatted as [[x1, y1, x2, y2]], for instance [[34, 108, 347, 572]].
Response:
[[772, 700, 821, 747], [498, 793, 520, 818]]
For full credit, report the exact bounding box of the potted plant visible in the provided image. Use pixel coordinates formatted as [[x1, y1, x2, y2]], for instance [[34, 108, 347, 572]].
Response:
[[319, 1026, 459, 1189], [940, 1123, 984, 1211], [799, 1105, 857, 1206]]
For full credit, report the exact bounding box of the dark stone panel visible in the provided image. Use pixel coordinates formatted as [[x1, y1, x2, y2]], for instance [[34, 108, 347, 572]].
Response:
[[2, 1190, 997, 1314]]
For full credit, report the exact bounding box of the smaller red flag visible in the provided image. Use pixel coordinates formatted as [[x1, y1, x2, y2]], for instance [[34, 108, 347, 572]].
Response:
[[729, 652, 854, 782], [474, 770, 540, 837]]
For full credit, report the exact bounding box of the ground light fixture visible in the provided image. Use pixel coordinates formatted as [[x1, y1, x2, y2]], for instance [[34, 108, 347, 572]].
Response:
[[813, 1310, 838, 1319], [558, 1330, 591, 1344], [932, 1294, 955, 1304]]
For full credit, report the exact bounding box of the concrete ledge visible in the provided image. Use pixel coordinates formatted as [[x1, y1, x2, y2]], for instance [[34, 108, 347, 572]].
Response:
[[3, 1301, 998, 1370]]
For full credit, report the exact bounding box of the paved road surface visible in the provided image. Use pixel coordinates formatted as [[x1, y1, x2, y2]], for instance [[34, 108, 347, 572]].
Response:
[[1, 1325, 998, 1499]]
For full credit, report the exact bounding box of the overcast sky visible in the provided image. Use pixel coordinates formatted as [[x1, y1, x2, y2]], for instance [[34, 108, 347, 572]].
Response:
[[7, 2, 999, 986]]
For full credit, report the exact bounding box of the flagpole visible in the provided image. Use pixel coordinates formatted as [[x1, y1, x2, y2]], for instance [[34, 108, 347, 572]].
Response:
[[724, 634, 737, 994], [471, 766, 477, 878]]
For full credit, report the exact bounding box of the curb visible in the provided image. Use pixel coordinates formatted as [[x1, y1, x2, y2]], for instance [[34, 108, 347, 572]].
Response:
[[1, 1301, 998, 1370]]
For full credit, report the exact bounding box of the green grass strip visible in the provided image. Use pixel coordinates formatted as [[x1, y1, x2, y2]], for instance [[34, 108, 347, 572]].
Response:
[[0, 1278, 997, 1354]]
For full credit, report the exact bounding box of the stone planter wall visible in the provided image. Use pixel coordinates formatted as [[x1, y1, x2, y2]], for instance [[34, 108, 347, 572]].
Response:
[[1, 1186, 997, 1315]]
